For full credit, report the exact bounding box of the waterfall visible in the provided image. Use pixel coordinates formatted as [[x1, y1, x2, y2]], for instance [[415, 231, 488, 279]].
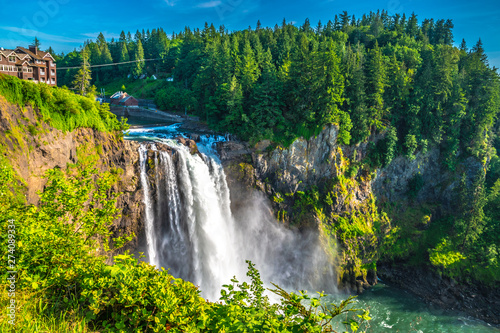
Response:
[[138, 140, 335, 300], [138, 144, 158, 268]]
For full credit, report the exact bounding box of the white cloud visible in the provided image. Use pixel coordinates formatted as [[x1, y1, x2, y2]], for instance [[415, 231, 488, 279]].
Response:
[[196, 1, 221, 8], [0, 26, 81, 44], [164, 0, 177, 6]]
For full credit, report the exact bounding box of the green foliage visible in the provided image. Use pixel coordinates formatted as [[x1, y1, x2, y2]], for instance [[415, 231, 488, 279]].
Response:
[[429, 238, 466, 272], [381, 169, 500, 285], [365, 127, 398, 168], [384, 127, 399, 165], [0, 147, 369, 332], [212, 261, 370, 332], [0, 74, 126, 132], [404, 134, 418, 160]]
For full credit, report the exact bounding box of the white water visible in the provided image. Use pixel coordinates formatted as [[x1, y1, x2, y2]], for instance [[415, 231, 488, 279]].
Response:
[[138, 144, 158, 268], [137, 139, 335, 300]]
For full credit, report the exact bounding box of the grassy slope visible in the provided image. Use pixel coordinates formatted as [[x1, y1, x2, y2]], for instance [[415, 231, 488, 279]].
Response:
[[95, 78, 166, 100]]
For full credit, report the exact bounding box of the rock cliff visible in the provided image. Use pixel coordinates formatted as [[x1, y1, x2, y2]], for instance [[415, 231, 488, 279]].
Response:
[[217, 124, 496, 324], [0, 95, 144, 253]]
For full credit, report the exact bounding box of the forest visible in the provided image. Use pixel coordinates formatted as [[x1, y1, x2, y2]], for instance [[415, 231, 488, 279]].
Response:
[[56, 11, 499, 159]]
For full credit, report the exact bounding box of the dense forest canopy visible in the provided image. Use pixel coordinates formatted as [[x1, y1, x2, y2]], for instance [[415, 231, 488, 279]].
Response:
[[56, 10, 499, 165]]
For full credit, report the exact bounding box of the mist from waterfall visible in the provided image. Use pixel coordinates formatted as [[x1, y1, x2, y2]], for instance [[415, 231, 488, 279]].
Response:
[[138, 139, 335, 301]]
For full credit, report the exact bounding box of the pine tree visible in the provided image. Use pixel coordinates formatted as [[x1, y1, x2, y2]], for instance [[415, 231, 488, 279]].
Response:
[[33, 37, 41, 48], [238, 40, 260, 94], [133, 39, 145, 76], [118, 41, 130, 75], [365, 41, 386, 132], [249, 48, 284, 138], [457, 172, 487, 250], [406, 13, 418, 38], [344, 45, 369, 142], [72, 48, 91, 95], [97, 33, 113, 64], [119, 31, 127, 43]]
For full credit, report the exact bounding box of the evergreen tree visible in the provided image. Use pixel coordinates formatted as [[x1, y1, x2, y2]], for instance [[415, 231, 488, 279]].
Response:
[[33, 37, 41, 48], [238, 40, 260, 94], [365, 41, 386, 132], [249, 48, 284, 139], [72, 47, 91, 95], [132, 39, 145, 76], [118, 41, 130, 75]]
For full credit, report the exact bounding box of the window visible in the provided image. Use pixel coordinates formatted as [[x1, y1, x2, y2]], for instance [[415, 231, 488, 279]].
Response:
[[9, 56, 15, 62], [51, 69, 55, 75]]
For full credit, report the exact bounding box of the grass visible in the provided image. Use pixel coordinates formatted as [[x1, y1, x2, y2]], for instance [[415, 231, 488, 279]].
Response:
[[96, 78, 166, 100], [0, 289, 95, 333]]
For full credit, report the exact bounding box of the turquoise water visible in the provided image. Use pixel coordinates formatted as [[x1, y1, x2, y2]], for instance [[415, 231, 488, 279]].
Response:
[[326, 283, 498, 332]]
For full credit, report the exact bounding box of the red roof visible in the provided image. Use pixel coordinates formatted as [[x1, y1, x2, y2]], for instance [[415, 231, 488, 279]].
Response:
[[15, 46, 54, 61]]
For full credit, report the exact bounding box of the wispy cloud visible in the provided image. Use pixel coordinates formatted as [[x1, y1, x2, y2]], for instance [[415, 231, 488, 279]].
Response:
[[197, 1, 221, 8], [0, 26, 82, 43], [164, 0, 177, 6]]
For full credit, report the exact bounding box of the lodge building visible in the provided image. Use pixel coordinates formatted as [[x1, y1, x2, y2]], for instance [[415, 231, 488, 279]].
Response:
[[0, 45, 57, 86]]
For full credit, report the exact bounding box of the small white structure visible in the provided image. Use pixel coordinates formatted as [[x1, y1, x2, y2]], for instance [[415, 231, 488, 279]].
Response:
[[166, 76, 174, 82]]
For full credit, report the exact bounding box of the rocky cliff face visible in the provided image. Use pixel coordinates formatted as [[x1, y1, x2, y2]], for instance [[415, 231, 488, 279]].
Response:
[[253, 126, 340, 193], [218, 124, 479, 230], [0, 95, 144, 253], [217, 124, 496, 324]]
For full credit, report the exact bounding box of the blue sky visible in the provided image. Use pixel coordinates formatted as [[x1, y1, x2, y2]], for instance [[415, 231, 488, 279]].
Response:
[[0, 0, 499, 68]]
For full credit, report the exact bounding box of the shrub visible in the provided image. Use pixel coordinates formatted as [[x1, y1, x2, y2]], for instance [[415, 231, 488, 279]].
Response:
[[0, 74, 126, 133]]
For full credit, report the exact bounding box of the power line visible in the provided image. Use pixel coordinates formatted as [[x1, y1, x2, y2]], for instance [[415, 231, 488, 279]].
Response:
[[57, 58, 161, 70]]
